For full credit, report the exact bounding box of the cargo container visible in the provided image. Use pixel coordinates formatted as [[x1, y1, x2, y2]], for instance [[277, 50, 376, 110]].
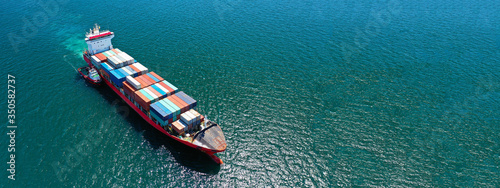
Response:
[[158, 82, 174, 93], [158, 100, 176, 119], [134, 90, 151, 111], [147, 86, 162, 100], [153, 101, 173, 121], [126, 76, 141, 90], [111, 48, 120, 54], [162, 80, 178, 92], [166, 96, 185, 113], [172, 121, 185, 135], [162, 99, 181, 117], [137, 75, 152, 87], [129, 64, 142, 75], [133, 63, 148, 74], [115, 53, 127, 65], [170, 95, 190, 112], [142, 88, 160, 102], [151, 84, 167, 98], [149, 72, 164, 81], [154, 83, 172, 96], [95, 53, 107, 62], [108, 50, 117, 56], [122, 80, 136, 99], [143, 74, 157, 84], [134, 76, 148, 89], [176, 91, 197, 109], [147, 73, 160, 82]]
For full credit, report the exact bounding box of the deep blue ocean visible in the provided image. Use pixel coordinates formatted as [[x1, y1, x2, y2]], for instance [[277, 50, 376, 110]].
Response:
[[1, 0, 499, 187]]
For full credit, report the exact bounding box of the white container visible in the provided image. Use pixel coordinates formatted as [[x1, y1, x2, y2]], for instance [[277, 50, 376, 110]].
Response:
[[133, 63, 148, 74], [154, 83, 170, 95], [143, 88, 158, 100], [108, 56, 121, 68], [121, 67, 133, 76], [126, 76, 141, 89], [91, 55, 101, 63], [115, 53, 127, 66]]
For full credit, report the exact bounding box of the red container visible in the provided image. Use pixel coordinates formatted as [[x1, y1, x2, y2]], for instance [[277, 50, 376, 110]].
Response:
[[159, 82, 173, 93], [167, 96, 187, 113], [134, 91, 151, 111], [111, 49, 120, 54], [171, 95, 189, 112], [134, 77, 147, 89], [129, 64, 141, 75], [95, 53, 107, 62], [137, 75, 152, 87], [172, 121, 185, 135], [122, 81, 137, 99], [147, 86, 162, 99], [149, 72, 164, 81]]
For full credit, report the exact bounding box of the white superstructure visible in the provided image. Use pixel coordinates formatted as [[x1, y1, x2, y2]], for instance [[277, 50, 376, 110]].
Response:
[[85, 24, 114, 55]]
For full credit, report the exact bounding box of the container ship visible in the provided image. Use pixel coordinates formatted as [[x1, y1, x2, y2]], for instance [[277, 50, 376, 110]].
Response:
[[82, 24, 227, 164]]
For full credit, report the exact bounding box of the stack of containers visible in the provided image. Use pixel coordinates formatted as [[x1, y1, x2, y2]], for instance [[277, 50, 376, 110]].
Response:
[[126, 76, 140, 90], [118, 52, 134, 65], [128, 63, 143, 75], [100, 62, 114, 80], [171, 120, 186, 135], [90, 55, 101, 69], [122, 79, 137, 98], [95, 53, 107, 62], [188, 109, 201, 127], [166, 95, 189, 113], [132, 63, 148, 75], [111, 48, 121, 55], [134, 89, 153, 111], [161, 80, 178, 93], [150, 102, 172, 126], [108, 55, 124, 68], [154, 83, 174, 96], [109, 69, 126, 87], [175, 91, 197, 109], [102, 51, 113, 58], [142, 87, 160, 103], [161, 98, 181, 121], [180, 110, 196, 131]]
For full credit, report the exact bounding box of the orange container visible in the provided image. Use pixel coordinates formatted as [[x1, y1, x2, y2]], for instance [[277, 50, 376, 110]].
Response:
[[149, 72, 164, 81], [171, 95, 189, 112], [143, 74, 157, 84]]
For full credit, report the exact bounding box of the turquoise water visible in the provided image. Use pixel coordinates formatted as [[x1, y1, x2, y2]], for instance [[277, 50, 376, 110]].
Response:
[[1, 0, 499, 187]]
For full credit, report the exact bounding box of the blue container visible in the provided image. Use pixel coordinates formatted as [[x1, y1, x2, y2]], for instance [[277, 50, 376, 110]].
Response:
[[147, 73, 160, 82], [151, 85, 166, 97], [155, 102, 172, 120], [101, 63, 113, 72], [164, 98, 180, 115], [117, 68, 128, 77], [174, 92, 191, 108], [150, 105, 167, 126], [139, 89, 154, 101], [125, 66, 137, 77], [151, 103, 169, 121], [177, 91, 197, 109], [159, 100, 175, 116], [162, 80, 178, 92], [161, 99, 179, 118]]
